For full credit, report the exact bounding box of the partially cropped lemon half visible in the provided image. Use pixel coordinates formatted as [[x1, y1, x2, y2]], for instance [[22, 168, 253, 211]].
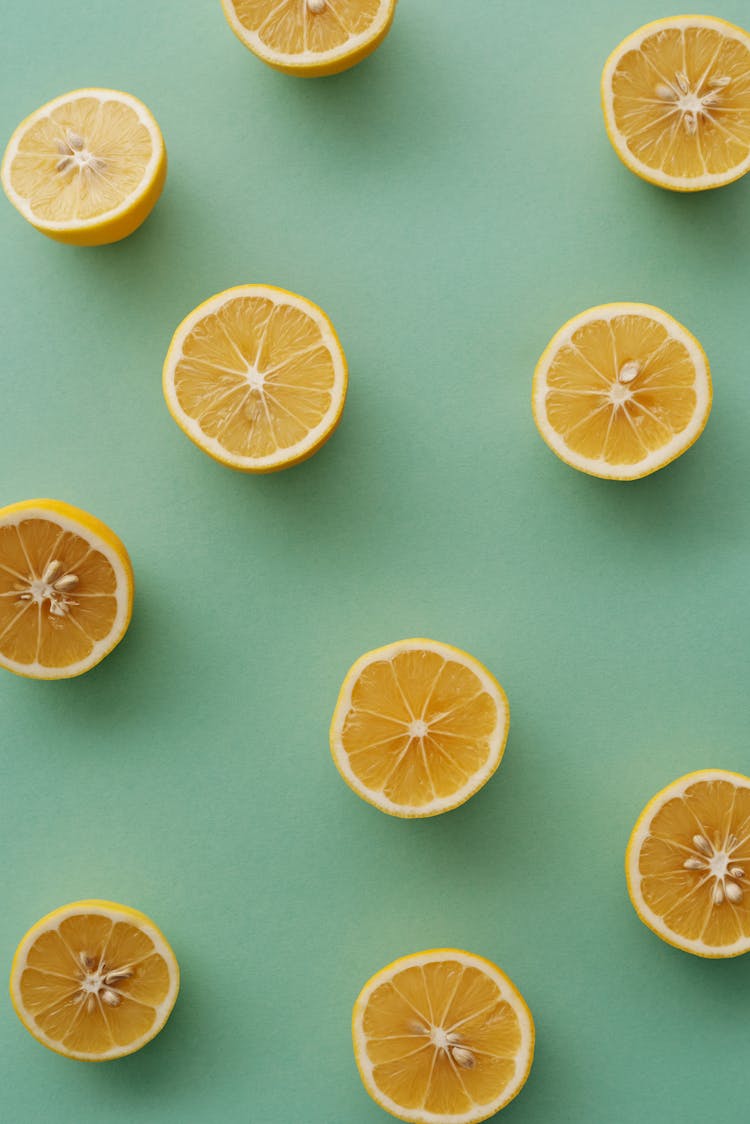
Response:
[[221, 0, 398, 77], [1, 88, 166, 245], [627, 769, 750, 958], [353, 949, 535, 1122], [10, 900, 179, 1061], [602, 15, 750, 192], [0, 499, 133, 680], [532, 303, 712, 480]]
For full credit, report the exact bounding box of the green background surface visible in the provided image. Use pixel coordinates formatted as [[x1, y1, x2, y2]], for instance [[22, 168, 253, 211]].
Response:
[[1, 2, 750, 1121]]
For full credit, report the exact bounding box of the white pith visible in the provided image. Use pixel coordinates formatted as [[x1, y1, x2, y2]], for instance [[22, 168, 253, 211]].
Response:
[[627, 770, 750, 957], [163, 285, 347, 470], [221, 0, 393, 69], [353, 950, 534, 1124], [533, 302, 711, 480], [330, 639, 509, 818], [0, 506, 132, 679], [1, 88, 164, 231], [602, 16, 750, 191], [10, 901, 179, 1062]]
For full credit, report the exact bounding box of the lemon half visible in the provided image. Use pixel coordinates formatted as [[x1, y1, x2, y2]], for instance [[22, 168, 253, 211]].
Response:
[[10, 900, 179, 1061], [353, 948, 535, 1123], [532, 303, 711, 480], [602, 16, 750, 191], [221, 0, 398, 77], [1, 88, 166, 245]]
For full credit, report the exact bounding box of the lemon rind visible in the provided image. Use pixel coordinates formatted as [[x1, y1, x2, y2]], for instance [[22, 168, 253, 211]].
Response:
[[330, 638, 510, 818], [352, 948, 535, 1124], [626, 768, 750, 958], [1, 88, 165, 234], [601, 15, 750, 193], [532, 302, 712, 480], [9, 899, 180, 1062]]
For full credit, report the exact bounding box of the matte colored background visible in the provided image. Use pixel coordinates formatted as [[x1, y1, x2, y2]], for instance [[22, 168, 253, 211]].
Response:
[[2, 2, 750, 1121]]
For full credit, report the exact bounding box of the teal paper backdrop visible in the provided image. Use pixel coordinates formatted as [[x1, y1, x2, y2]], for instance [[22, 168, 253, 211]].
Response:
[[2, 2, 750, 1121]]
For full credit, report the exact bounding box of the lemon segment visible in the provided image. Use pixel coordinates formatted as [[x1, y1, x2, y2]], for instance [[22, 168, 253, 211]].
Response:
[[330, 639, 509, 818], [353, 949, 535, 1123], [532, 303, 712, 480], [0, 499, 133, 680], [221, 0, 397, 77], [626, 770, 750, 958], [9, 900, 179, 1061], [1, 88, 166, 245], [602, 16, 750, 191], [163, 285, 348, 473]]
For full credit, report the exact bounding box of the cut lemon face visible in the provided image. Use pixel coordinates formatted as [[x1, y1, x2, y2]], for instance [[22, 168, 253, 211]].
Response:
[[330, 639, 509, 818], [1, 88, 166, 245], [163, 285, 348, 473], [602, 16, 750, 191], [532, 303, 711, 480], [353, 949, 535, 1123], [10, 900, 179, 1061], [627, 770, 750, 958], [0, 499, 133, 680], [221, 0, 397, 77]]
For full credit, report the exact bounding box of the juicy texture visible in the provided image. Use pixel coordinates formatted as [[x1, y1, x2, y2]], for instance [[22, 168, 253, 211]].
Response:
[[10, 901, 179, 1060], [353, 951, 534, 1123], [330, 640, 509, 817], [163, 286, 348, 472], [533, 304, 711, 480], [627, 771, 750, 957], [0, 500, 133, 679], [222, 0, 397, 76], [1, 89, 165, 245], [603, 17, 750, 190]]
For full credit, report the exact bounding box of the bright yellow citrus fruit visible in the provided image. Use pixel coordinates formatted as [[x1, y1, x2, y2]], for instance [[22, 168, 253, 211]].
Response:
[[330, 639, 509, 818], [0, 499, 134, 680], [221, 0, 397, 77], [10, 900, 179, 1061], [163, 285, 348, 473], [602, 15, 750, 191], [532, 302, 712, 480], [353, 949, 535, 1123], [1, 88, 166, 245], [626, 769, 750, 958]]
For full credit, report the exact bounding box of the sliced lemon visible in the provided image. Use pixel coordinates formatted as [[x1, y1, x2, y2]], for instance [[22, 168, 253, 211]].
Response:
[[1, 88, 166, 245], [221, 0, 397, 77], [602, 16, 750, 191], [627, 769, 750, 958], [353, 949, 534, 1123], [0, 499, 133, 680], [10, 900, 179, 1061], [532, 302, 711, 480], [163, 285, 348, 473], [330, 639, 509, 818]]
